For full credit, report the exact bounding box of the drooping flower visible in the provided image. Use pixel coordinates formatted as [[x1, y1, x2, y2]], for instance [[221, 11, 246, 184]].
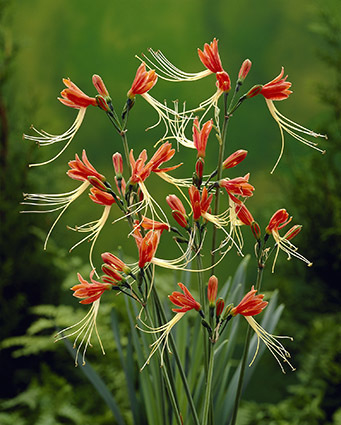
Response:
[[219, 175, 255, 204], [266, 208, 312, 272], [193, 118, 213, 159], [24, 78, 97, 167], [139, 216, 170, 233], [71, 271, 112, 305], [139, 283, 201, 369], [259, 68, 326, 173], [231, 286, 295, 373], [55, 271, 112, 366]]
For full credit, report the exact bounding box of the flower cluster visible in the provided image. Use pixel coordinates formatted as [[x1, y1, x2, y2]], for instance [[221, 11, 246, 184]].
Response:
[[23, 38, 323, 387]]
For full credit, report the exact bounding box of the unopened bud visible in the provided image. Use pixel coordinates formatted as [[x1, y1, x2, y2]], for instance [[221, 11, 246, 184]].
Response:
[[251, 221, 261, 240], [222, 303, 233, 320], [96, 95, 111, 112], [195, 158, 204, 180], [207, 275, 218, 306], [216, 298, 225, 318], [87, 176, 108, 191], [238, 59, 252, 83], [172, 210, 188, 228], [101, 264, 123, 282], [246, 85, 263, 98], [284, 224, 302, 241], [235, 203, 254, 226], [92, 74, 110, 97], [223, 149, 248, 169], [113, 153, 123, 177]]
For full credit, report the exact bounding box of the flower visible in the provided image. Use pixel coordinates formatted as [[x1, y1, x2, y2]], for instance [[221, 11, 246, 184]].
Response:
[[71, 271, 112, 304], [67, 150, 106, 183], [235, 203, 254, 226], [59, 78, 97, 108], [197, 38, 224, 73], [89, 187, 116, 206], [139, 216, 170, 233], [127, 63, 158, 98], [92, 74, 110, 98], [219, 175, 255, 204], [169, 282, 202, 312], [193, 118, 213, 158], [101, 252, 131, 274], [231, 285, 268, 316], [189, 186, 213, 221], [139, 283, 201, 369], [260, 67, 292, 101], [232, 286, 295, 373], [260, 68, 326, 173], [129, 142, 181, 185], [266, 209, 312, 272], [133, 227, 161, 268], [216, 71, 231, 93], [223, 149, 248, 169], [166, 194, 188, 228], [24, 78, 97, 167]]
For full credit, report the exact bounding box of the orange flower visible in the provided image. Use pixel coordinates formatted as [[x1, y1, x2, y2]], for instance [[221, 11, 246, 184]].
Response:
[[266, 208, 291, 234], [140, 216, 170, 233], [129, 142, 181, 184], [235, 203, 254, 226], [133, 227, 161, 268], [127, 63, 158, 98], [67, 150, 106, 183], [169, 283, 201, 313], [219, 175, 255, 204], [188, 186, 213, 221], [193, 118, 213, 158], [89, 187, 115, 206], [260, 67, 292, 101], [198, 38, 224, 73], [166, 194, 188, 228], [216, 71, 231, 93], [59, 78, 97, 109], [101, 252, 130, 274], [231, 285, 268, 316], [71, 271, 112, 305]]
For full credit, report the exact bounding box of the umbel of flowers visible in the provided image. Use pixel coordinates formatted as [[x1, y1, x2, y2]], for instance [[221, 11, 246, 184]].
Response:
[[23, 38, 326, 425]]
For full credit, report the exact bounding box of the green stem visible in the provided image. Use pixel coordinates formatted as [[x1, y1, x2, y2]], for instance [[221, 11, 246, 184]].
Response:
[[151, 286, 201, 425], [229, 264, 264, 425], [211, 93, 229, 272], [202, 345, 215, 425]]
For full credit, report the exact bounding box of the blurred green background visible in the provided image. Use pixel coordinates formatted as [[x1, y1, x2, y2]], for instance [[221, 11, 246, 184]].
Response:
[[1, 0, 340, 423]]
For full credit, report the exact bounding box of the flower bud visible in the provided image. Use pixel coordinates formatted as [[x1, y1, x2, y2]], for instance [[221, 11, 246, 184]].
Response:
[[172, 210, 188, 228], [195, 158, 204, 180], [238, 59, 252, 83], [101, 252, 131, 274], [235, 203, 254, 226], [284, 224, 302, 241], [166, 195, 186, 215], [216, 298, 225, 318], [246, 85, 263, 98], [87, 176, 108, 191], [223, 149, 248, 169], [92, 74, 110, 97], [113, 153, 123, 177], [222, 303, 233, 320], [251, 221, 261, 240], [101, 264, 123, 282], [96, 95, 110, 112], [207, 275, 218, 306]]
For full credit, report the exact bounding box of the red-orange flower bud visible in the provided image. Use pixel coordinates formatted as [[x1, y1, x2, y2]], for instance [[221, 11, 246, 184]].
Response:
[[101, 252, 130, 274], [235, 203, 254, 226], [112, 152, 123, 176], [89, 187, 116, 206], [96, 95, 110, 112], [284, 224, 302, 241], [196, 158, 204, 179], [207, 275, 218, 306], [216, 298, 225, 317], [246, 85, 263, 99], [251, 221, 261, 241], [92, 74, 110, 97], [166, 195, 186, 216], [223, 149, 248, 169], [188, 186, 201, 221], [238, 59, 252, 82]]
